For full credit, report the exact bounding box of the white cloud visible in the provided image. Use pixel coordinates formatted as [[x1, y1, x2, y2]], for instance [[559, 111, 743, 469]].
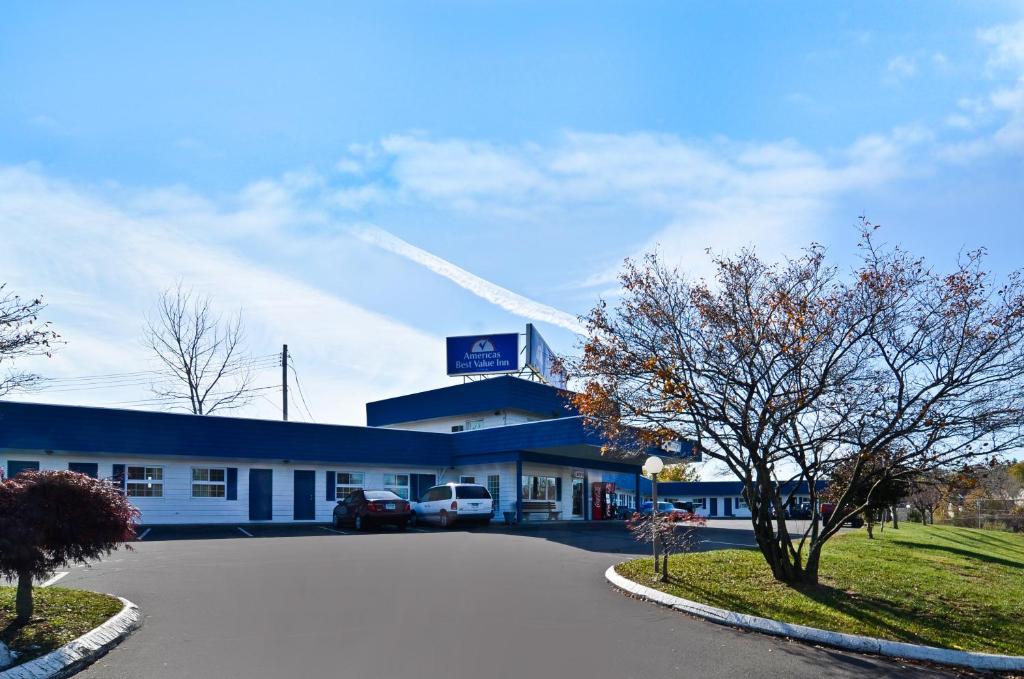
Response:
[[885, 55, 918, 84], [345, 128, 929, 287], [0, 166, 444, 424], [937, 21, 1024, 158], [979, 21, 1024, 71], [349, 225, 584, 334]]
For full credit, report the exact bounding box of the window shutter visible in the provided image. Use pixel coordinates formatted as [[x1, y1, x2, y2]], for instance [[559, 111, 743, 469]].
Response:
[[226, 468, 238, 500], [112, 463, 126, 488], [326, 471, 336, 501], [555, 477, 562, 502]]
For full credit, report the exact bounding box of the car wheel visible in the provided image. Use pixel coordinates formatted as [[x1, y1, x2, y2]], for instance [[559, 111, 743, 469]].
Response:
[[409, 512, 419, 527], [439, 510, 450, 528], [332, 515, 340, 529], [355, 514, 364, 531]]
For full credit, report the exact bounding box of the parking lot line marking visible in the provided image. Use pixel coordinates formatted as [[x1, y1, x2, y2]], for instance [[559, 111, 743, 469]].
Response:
[[237, 527, 254, 537], [137, 528, 151, 541], [41, 571, 69, 587], [318, 526, 348, 535]]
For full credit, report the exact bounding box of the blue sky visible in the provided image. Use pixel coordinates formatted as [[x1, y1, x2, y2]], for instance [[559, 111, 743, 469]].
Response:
[[2, 2, 1024, 442]]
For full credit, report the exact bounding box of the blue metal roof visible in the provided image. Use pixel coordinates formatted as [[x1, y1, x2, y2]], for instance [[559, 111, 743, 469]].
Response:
[[0, 399, 645, 471], [451, 416, 606, 455], [0, 400, 453, 466], [365, 376, 576, 427]]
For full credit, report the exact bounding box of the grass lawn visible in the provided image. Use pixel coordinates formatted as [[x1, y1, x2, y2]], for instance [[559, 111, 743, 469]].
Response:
[[616, 523, 1024, 656], [0, 587, 123, 667]]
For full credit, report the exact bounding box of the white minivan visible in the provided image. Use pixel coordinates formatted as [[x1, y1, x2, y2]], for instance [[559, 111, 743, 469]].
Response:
[[412, 483, 493, 528]]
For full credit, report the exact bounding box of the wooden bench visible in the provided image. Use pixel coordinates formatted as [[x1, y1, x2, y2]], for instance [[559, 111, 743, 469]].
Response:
[[521, 501, 561, 520]]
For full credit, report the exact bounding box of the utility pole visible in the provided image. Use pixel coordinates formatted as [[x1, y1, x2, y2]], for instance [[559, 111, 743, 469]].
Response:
[[282, 344, 288, 421]]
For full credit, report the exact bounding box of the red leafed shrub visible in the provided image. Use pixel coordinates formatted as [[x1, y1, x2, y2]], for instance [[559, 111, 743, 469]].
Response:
[[0, 470, 140, 623], [627, 511, 706, 581]]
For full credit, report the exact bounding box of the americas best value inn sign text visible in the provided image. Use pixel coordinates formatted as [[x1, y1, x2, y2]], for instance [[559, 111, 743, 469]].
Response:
[[446, 333, 520, 376]]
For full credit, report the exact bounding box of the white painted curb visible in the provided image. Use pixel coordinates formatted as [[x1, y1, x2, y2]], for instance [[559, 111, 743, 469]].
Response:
[[0, 597, 141, 679], [605, 565, 1024, 672]]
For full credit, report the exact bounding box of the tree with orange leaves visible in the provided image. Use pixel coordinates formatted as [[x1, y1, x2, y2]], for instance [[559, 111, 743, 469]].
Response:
[[570, 221, 1024, 584]]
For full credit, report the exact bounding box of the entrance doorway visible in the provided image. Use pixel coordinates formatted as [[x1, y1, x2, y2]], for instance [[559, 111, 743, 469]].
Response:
[[249, 469, 273, 521], [724, 497, 733, 516], [709, 497, 718, 517], [571, 478, 584, 517], [293, 470, 316, 520]]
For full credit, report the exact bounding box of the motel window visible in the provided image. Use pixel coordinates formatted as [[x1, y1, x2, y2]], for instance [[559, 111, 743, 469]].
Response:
[[336, 472, 365, 498], [736, 496, 748, 508], [126, 466, 164, 498], [522, 476, 558, 502], [466, 419, 484, 431], [191, 467, 226, 498], [487, 475, 500, 510], [460, 476, 476, 484], [383, 473, 410, 499], [694, 498, 706, 509]]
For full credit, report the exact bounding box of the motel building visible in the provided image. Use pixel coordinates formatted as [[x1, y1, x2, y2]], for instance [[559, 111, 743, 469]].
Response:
[[639, 480, 825, 518], [0, 356, 689, 525]]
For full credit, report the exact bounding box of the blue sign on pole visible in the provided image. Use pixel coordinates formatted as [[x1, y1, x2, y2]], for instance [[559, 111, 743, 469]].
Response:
[[446, 333, 520, 376]]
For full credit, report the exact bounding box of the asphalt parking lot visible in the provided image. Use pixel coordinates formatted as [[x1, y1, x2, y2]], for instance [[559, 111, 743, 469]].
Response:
[[50, 521, 951, 679]]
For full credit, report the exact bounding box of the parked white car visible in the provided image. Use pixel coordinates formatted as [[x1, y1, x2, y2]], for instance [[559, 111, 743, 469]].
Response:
[[411, 483, 493, 528]]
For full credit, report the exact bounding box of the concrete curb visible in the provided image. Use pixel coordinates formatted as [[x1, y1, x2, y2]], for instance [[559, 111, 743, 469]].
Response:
[[0, 597, 141, 679], [605, 565, 1024, 672]]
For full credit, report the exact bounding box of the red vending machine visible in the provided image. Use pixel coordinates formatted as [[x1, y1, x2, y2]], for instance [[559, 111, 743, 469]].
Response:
[[590, 482, 616, 520]]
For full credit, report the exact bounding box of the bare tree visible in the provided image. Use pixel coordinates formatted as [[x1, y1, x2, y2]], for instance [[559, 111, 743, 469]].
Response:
[[144, 285, 253, 415], [907, 472, 945, 524], [571, 223, 1024, 585], [0, 284, 60, 396]]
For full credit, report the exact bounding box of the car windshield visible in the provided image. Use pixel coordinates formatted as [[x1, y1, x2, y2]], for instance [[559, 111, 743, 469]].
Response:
[[658, 502, 675, 512], [455, 486, 490, 499], [365, 491, 401, 500]]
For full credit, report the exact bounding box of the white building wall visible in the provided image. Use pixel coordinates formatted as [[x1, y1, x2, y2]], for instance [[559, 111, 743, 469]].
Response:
[[380, 409, 548, 433], [443, 462, 517, 518], [3, 450, 640, 525], [653, 492, 752, 518], [0, 451, 441, 525]]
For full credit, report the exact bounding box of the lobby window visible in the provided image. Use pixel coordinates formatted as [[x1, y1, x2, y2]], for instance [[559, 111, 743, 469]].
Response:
[[191, 467, 226, 498], [126, 466, 164, 498], [384, 473, 410, 499], [522, 476, 557, 501], [451, 425, 465, 432], [466, 419, 484, 431], [487, 475, 500, 510], [336, 472, 365, 498]]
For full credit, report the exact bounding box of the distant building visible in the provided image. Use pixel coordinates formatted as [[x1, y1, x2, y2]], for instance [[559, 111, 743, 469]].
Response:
[[639, 479, 827, 518]]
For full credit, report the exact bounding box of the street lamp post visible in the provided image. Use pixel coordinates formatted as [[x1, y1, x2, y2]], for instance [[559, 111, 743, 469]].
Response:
[[645, 455, 664, 576]]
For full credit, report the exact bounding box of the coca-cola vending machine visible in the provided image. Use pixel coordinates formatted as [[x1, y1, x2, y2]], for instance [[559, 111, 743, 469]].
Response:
[[591, 482, 616, 520]]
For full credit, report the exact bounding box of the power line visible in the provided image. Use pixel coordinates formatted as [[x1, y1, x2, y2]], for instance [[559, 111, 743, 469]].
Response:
[[101, 384, 280, 408], [33, 355, 283, 393], [287, 356, 315, 422], [37, 354, 281, 383]]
